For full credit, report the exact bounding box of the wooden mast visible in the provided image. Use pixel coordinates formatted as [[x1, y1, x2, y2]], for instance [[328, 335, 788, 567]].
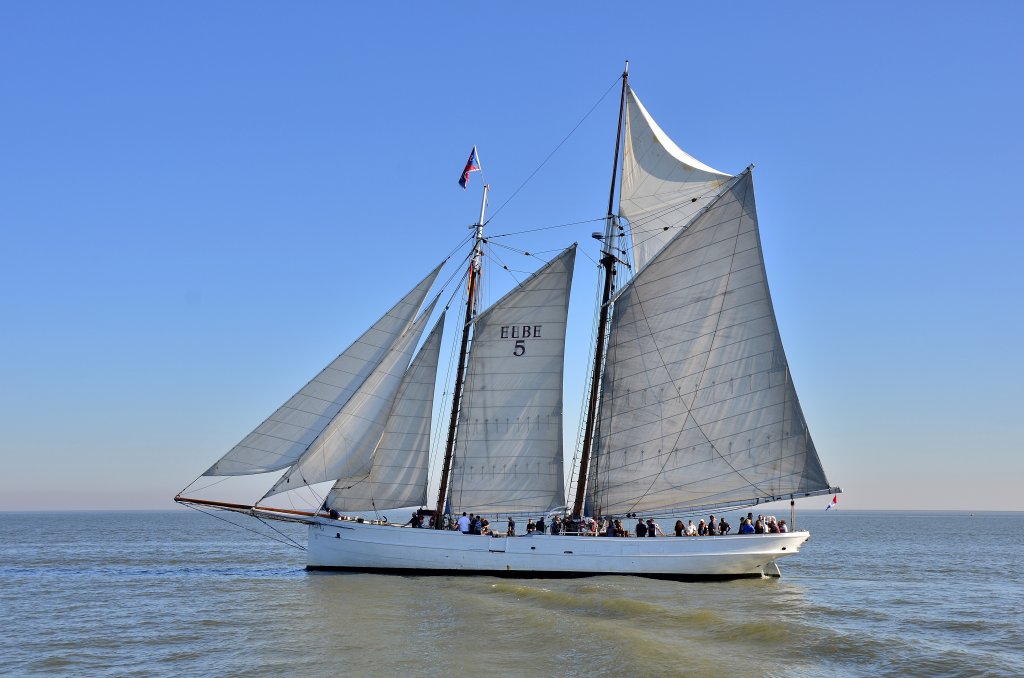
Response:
[[572, 62, 629, 519], [434, 184, 488, 527]]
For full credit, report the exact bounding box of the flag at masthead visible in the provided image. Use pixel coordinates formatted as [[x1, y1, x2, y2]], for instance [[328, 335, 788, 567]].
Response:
[[458, 146, 481, 189]]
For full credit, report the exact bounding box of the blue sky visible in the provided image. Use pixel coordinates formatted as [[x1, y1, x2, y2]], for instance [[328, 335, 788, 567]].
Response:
[[1, 2, 1021, 511]]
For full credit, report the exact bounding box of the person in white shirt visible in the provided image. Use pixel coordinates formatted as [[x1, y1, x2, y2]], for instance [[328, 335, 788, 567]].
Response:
[[685, 520, 698, 536], [457, 512, 470, 533]]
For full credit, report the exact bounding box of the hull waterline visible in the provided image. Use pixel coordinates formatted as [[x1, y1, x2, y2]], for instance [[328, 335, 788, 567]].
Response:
[[306, 519, 808, 580]]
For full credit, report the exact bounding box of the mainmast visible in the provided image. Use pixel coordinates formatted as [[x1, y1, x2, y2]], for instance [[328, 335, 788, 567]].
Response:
[[434, 184, 489, 526], [572, 61, 629, 519]]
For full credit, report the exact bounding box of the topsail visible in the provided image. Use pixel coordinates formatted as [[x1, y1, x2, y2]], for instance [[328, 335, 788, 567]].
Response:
[[619, 88, 730, 271]]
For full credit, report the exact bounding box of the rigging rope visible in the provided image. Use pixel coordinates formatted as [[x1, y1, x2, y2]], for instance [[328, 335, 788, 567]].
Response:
[[485, 75, 622, 224], [184, 502, 305, 551]]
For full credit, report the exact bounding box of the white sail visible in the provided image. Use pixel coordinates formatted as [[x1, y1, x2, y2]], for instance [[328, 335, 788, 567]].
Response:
[[265, 299, 439, 497], [590, 171, 831, 515], [620, 87, 731, 272], [326, 312, 445, 512], [449, 246, 576, 515], [204, 264, 442, 476]]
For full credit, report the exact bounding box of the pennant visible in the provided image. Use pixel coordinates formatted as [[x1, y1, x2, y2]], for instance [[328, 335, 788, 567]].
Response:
[[458, 146, 481, 189], [825, 495, 838, 511]]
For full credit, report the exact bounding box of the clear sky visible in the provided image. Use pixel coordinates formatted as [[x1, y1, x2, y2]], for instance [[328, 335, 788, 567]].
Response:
[[1, 2, 1021, 511]]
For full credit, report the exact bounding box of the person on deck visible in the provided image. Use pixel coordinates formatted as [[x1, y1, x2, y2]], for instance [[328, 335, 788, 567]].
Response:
[[708, 515, 717, 535], [778, 519, 789, 533], [646, 518, 659, 537], [551, 516, 561, 535], [458, 512, 470, 533], [675, 520, 684, 536], [635, 518, 648, 538], [686, 520, 697, 536], [697, 519, 707, 536], [507, 516, 516, 536], [527, 518, 536, 534], [718, 517, 731, 535], [739, 518, 755, 534], [536, 517, 546, 534]]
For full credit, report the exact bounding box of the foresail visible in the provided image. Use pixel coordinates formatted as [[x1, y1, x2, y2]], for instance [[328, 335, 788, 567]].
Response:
[[326, 312, 445, 512], [620, 87, 731, 272], [203, 264, 442, 476], [264, 298, 439, 497], [205, 265, 442, 477], [590, 172, 830, 515], [449, 246, 576, 515]]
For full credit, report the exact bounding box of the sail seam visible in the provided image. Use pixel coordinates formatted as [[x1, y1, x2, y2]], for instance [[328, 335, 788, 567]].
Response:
[[602, 328, 777, 393], [596, 376, 792, 444]]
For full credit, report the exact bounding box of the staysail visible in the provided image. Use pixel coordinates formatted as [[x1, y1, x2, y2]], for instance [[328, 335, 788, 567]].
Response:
[[590, 170, 831, 515], [265, 298, 439, 497], [449, 245, 576, 515], [619, 87, 731, 272], [204, 263, 442, 476], [326, 312, 445, 512]]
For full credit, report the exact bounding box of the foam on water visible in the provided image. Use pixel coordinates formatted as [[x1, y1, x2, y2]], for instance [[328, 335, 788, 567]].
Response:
[[1, 510, 1022, 676]]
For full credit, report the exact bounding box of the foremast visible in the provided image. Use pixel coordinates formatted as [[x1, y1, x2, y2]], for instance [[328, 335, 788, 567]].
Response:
[[434, 184, 489, 526], [571, 62, 629, 519]]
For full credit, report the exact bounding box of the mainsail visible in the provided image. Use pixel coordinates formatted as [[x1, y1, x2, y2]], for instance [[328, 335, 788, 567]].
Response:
[[449, 245, 576, 515], [619, 87, 730, 272], [265, 298, 439, 497], [204, 263, 442, 476], [590, 169, 831, 515], [326, 312, 445, 512]]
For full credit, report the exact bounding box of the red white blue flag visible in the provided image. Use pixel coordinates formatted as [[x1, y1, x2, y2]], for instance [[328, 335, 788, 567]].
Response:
[[825, 495, 838, 511], [459, 146, 481, 189]]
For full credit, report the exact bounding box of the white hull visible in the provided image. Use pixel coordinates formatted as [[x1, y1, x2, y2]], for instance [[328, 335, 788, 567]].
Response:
[[306, 519, 809, 579]]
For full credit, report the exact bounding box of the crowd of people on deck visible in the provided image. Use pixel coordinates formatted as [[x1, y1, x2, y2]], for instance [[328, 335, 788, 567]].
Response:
[[452, 512, 494, 535], [670, 513, 789, 536], [398, 509, 790, 536]]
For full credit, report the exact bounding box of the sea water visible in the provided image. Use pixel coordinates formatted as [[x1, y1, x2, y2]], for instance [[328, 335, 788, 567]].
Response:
[[1, 510, 1021, 677]]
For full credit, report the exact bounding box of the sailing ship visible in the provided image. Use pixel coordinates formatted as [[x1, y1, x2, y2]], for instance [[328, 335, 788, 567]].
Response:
[[176, 65, 841, 579]]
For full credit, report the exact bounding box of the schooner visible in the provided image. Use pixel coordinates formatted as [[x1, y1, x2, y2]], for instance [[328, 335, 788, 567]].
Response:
[[177, 65, 841, 579]]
